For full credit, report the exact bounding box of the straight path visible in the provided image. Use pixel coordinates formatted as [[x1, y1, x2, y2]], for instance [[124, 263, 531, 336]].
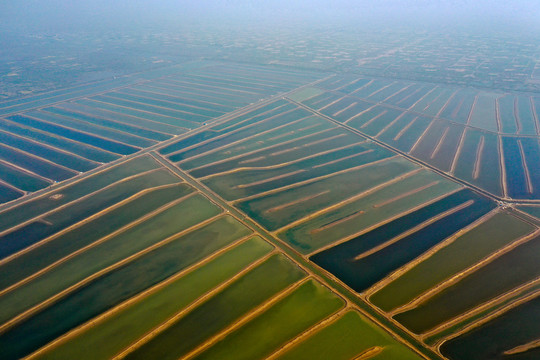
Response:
[[0, 76, 332, 214], [288, 98, 540, 206], [150, 151, 441, 360]]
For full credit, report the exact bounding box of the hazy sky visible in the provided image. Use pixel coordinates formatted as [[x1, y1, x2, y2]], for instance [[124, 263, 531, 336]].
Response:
[[2, 0, 539, 32]]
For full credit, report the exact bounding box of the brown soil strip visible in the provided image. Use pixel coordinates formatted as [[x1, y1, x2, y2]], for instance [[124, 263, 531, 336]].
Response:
[[265, 131, 296, 143], [91, 96, 204, 125], [113, 89, 228, 113], [311, 210, 366, 235], [422, 92, 444, 112], [54, 103, 173, 136], [141, 83, 239, 105], [185, 116, 327, 168], [436, 90, 458, 118], [367, 83, 395, 99], [265, 308, 349, 360], [297, 143, 364, 167], [395, 87, 422, 106], [409, 119, 436, 154], [122, 86, 233, 109], [111, 252, 282, 359], [266, 191, 330, 214], [0, 211, 224, 335], [170, 108, 300, 160], [312, 149, 374, 169], [0, 150, 119, 217], [408, 87, 438, 111], [0, 158, 53, 184], [292, 91, 322, 103], [373, 181, 439, 208], [0, 192, 199, 303], [0, 76, 326, 215], [0, 167, 167, 245], [41, 107, 159, 143], [430, 126, 450, 159], [517, 139, 534, 194], [466, 95, 478, 126], [269, 147, 300, 157], [151, 153, 432, 360], [382, 84, 413, 103], [353, 200, 474, 262], [293, 93, 508, 208], [426, 279, 539, 346], [239, 156, 266, 164], [434, 285, 540, 349], [472, 136, 485, 180], [497, 134, 540, 139], [24, 234, 259, 359], [236, 170, 306, 189], [504, 338, 540, 355], [390, 228, 540, 318], [495, 97, 503, 133], [365, 209, 498, 299], [318, 94, 349, 111], [281, 142, 363, 171], [498, 135, 509, 199], [181, 72, 286, 88], [348, 80, 374, 96], [166, 76, 267, 94], [514, 97, 523, 134], [207, 71, 291, 86], [530, 96, 540, 135], [451, 98, 465, 119], [0, 79, 152, 113], [0, 142, 79, 176], [343, 104, 378, 125], [354, 346, 384, 360], [376, 111, 406, 138], [24, 112, 142, 151], [334, 77, 368, 92], [275, 167, 422, 236], [265, 127, 337, 154], [309, 94, 337, 108], [200, 103, 292, 134], [0, 178, 24, 194], [181, 278, 314, 360], [360, 110, 388, 129], [393, 116, 419, 141], [1, 116, 127, 158], [235, 155, 399, 207], [269, 133, 347, 156], [99, 93, 212, 120], [0, 128, 102, 165], [182, 73, 284, 91], [37, 218, 53, 226], [296, 132, 348, 148], [0, 181, 181, 269], [333, 102, 359, 117], [296, 122, 324, 133], [197, 141, 360, 182], [161, 78, 256, 95]]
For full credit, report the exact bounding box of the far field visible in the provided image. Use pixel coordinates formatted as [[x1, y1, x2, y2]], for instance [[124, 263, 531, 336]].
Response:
[[0, 153, 425, 360], [0, 62, 325, 205], [0, 62, 538, 360], [159, 85, 540, 360]]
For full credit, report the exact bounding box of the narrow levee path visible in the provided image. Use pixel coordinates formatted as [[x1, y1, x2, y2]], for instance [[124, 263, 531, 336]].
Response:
[[149, 151, 441, 360]]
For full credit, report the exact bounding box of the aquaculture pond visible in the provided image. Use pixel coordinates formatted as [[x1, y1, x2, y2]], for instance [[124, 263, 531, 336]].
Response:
[[311, 189, 495, 292]]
